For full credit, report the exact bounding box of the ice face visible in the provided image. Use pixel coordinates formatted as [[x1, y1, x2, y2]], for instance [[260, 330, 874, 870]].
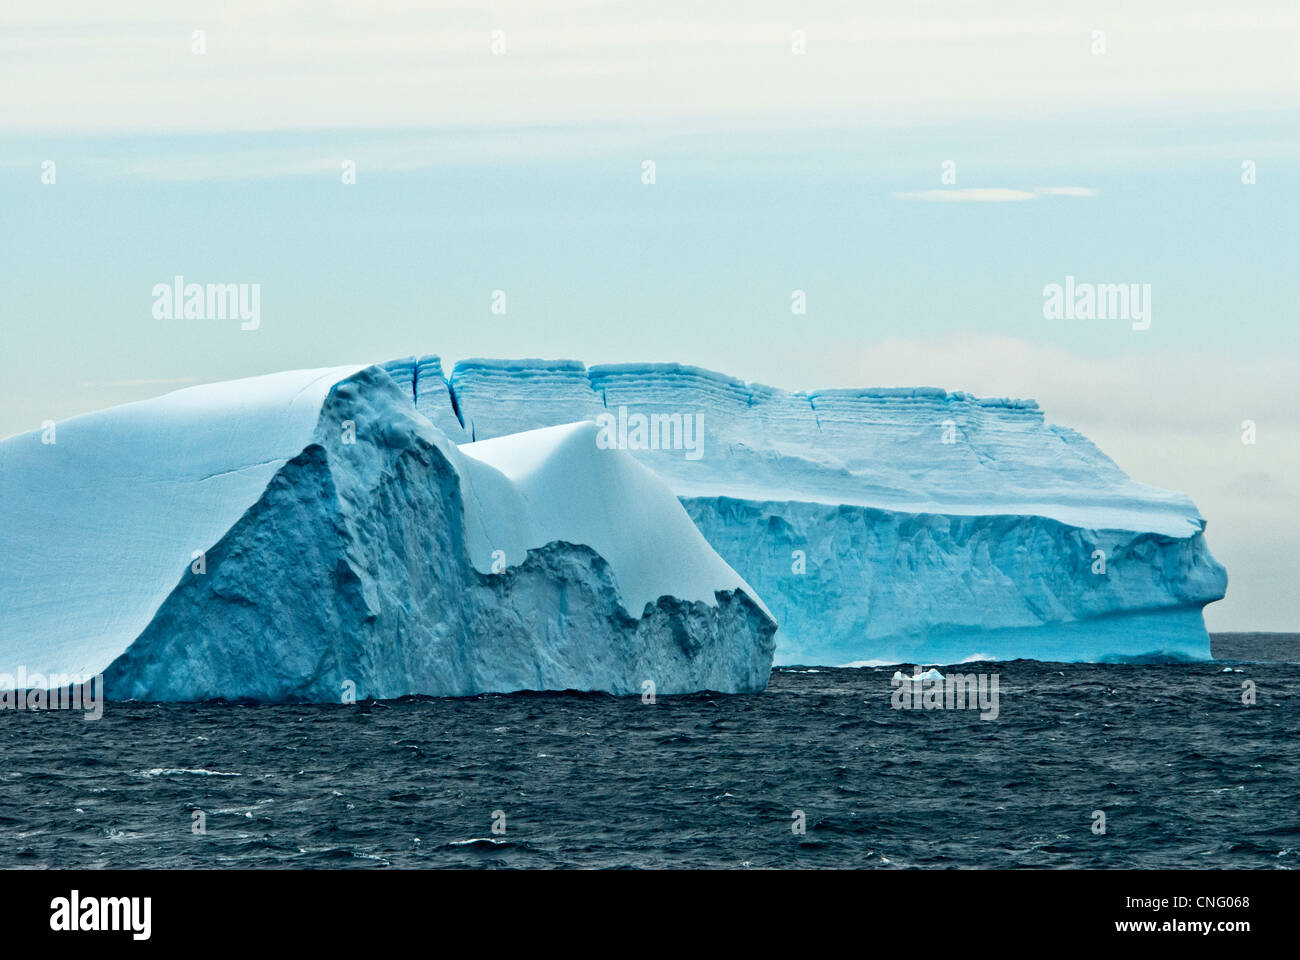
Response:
[[683, 499, 1223, 665], [434, 358, 1228, 664], [0, 365, 775, 700], [0, 364, 366, 681]]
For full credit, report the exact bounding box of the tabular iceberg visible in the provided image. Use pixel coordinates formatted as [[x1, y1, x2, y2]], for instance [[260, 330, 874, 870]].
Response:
[[384, 356, 1227, 665], [0, 365, 775, 701]]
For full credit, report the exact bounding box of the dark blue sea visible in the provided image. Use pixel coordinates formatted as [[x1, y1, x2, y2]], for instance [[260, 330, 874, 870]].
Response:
[[1, 634, 1295, 869]]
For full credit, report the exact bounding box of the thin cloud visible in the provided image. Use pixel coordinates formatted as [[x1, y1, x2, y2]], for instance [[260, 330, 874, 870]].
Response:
[[1033, 186, 1099, 197]]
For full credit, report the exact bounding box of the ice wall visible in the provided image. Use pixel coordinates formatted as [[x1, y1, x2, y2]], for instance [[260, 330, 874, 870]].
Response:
[[410, 357, 1227, 664]]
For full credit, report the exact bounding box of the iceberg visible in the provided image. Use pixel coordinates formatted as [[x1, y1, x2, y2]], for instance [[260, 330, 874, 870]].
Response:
[[390, 356, 1227, 665], [0, 365, 775, 701], [893, 669, 946, 684]]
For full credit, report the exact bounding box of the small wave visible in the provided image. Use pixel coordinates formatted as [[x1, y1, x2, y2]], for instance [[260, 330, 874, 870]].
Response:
[[141, 767, 241, 777]]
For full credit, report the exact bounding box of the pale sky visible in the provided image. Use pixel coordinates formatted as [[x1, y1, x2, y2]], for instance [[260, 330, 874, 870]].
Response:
[[4, 2, 1298, 130]]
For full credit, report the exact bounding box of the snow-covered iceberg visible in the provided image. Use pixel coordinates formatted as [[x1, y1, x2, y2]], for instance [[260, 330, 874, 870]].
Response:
[[0, 365, 775, 700], [389, 356, 1227, 665]]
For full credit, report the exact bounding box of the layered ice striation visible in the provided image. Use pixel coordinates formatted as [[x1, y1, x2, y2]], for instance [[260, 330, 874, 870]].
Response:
[[392, 356, 1227, 665], [0, 365, 775, 700], [380, 355, 468, 442]]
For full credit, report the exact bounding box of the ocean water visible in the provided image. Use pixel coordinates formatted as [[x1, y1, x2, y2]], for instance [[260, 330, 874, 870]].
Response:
[[1210, 632, 1300, 663], [0, 637, 1296, 869]]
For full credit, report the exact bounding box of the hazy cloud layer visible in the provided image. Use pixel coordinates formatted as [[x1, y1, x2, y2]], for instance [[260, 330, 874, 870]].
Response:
[[3, 2, 1298, 131]]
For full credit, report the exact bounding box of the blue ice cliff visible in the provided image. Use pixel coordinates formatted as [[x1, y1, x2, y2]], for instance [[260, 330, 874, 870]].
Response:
[[0, 365, 776, 701], [386, 356, 1227, 665]]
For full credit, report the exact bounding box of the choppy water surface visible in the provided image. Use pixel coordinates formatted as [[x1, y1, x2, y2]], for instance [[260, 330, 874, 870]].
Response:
[[1, 648, 1296, 868]]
